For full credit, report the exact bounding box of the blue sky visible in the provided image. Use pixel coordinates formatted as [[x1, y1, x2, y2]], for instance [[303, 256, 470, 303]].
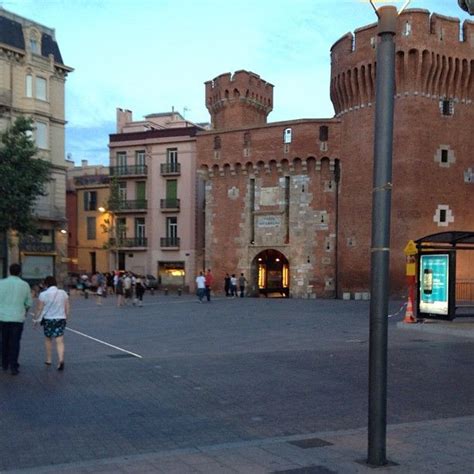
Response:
[[5, 0, 472, 165]]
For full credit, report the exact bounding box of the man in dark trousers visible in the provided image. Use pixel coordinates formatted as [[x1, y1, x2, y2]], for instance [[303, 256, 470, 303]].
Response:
[[0, 263, 33, 375], [239, 273, 247, 297]]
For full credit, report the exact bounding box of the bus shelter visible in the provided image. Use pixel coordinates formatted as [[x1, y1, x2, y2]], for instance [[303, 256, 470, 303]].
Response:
[[415, 231, 474, 320]]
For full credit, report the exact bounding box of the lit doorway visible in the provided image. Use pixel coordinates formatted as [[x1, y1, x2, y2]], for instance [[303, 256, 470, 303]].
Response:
[[253, 249, 289, 298]]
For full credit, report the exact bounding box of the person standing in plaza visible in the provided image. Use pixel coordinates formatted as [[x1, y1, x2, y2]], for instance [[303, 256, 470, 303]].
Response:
[[0, 263, 33, 375], [123, 272, 132, 305], [195, 271, 206, 303], [33, 276, 69, 371], [224, 273, 231, 297], [115, 275, 124, 307], [205, 269, 213, 302], [230, 274, 238, 297], [238, 273, 247, 298]]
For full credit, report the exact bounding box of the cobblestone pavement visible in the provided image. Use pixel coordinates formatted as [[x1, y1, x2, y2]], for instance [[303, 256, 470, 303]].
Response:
[[1, 294, 473, 473]]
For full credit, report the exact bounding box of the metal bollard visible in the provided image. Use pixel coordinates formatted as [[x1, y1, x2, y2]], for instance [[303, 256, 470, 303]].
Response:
[[164, 288, 168, 296], [178, 288, 182, 296]]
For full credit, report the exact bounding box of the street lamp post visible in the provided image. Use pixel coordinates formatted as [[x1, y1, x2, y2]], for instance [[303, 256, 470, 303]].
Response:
[[367, 1, 399, 467]]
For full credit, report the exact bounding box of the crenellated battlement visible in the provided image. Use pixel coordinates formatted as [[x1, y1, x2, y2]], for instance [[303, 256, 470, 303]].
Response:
[[205, 70, 274, 130], [199, 156, 338, 179], [330, 9, 474, 115], [331, 10, 474, 60]]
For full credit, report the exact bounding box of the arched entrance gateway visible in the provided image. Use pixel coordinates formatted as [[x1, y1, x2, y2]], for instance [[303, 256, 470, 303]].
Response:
[[252, 249, 289, 298]]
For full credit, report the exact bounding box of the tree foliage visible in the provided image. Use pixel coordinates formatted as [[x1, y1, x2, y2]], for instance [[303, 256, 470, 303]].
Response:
[[0, 116, 51, 234]]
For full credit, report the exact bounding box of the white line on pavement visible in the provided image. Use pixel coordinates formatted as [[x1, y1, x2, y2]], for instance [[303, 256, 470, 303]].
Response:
[[66, 327, 143, 359]]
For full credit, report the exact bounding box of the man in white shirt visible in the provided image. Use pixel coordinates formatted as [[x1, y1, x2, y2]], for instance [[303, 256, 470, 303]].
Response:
[[195, 272, 206, 303], [123, 273, 132, 304]]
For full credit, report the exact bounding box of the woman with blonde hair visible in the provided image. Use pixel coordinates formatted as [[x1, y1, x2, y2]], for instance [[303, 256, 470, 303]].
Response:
[[33, 276, 70, 370]]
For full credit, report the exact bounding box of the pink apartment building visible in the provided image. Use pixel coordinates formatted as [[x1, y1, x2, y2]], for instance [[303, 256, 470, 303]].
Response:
[[108, 109, 207, 290]]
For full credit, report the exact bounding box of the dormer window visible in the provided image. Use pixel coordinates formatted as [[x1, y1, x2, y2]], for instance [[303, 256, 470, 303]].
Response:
[[30, 38, 39, 54], [283, 128, 292, 144], [29, 30, 40, 54]]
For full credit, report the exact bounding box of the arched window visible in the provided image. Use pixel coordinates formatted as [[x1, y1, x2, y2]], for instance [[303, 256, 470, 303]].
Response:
[[25, 74, 33, 98], [214, 136, 221, 150], [283, 128, 292, 144]]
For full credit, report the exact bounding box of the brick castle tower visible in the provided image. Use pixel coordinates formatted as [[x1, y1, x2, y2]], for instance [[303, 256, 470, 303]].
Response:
[[331, 9, 474, 294]]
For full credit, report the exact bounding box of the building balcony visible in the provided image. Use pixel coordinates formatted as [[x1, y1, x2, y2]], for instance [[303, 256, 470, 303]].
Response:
[[110, 165, 147, 177], [160, 198, 180, 212], [19, 238, 55, 253], [160, 162, 181, 176], [0, 88, 12, 108], [115, 200, 147, 213], [109, 237, 147, 249], [160, 237, 180, 249]]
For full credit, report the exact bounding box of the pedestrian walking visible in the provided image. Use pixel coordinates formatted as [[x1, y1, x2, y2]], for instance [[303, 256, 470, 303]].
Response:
[[239, 273, 247, 297], [134, 275, 146, 307], [196, 271, 206, 303], [33, 275, 69, 371], [0, 263, 33, 375], [96, 282, 105, 305], [205, 269, 213, 302], [116, 275, 124, 307]]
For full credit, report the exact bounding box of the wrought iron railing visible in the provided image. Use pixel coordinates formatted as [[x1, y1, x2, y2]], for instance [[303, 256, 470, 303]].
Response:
[[19, 239, 55, 252], [115, 200, 147, 211], [109, 237, 147, 248], [160, 237, 180, 248], [160, 199, 180, 210], [110, 165, 147, 177], [160, 163, 181, 175]]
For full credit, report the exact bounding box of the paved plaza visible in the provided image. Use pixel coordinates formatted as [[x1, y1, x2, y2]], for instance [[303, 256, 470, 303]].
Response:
[[1, 293, 473, 473]]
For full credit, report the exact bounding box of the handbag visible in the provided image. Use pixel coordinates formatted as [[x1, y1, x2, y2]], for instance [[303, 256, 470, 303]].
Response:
[[35, 288, 60, 324]]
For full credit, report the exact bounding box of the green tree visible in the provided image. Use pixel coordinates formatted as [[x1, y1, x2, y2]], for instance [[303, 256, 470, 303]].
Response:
[[0, 116, 51, 234], [100, 176, 125, 248]]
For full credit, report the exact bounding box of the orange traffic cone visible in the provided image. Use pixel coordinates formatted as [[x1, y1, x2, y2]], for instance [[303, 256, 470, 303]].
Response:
[[403, 295, 416, 323]]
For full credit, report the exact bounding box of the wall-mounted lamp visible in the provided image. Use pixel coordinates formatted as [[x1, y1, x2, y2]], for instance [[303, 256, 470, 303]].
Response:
[[56, 218, 68, 235]]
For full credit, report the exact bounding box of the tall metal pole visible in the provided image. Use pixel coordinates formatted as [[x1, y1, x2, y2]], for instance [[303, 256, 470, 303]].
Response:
[[368, 5, 397, 467]]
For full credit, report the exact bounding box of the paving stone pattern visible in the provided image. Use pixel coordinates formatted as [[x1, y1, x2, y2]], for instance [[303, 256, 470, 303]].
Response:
[[1, 295, 473, 473]]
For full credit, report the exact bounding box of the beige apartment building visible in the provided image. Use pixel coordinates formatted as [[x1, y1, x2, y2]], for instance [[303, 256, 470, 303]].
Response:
[[0, 9, 72, 282], [107, 109, 206, 290], [66, 161, 110, 274]]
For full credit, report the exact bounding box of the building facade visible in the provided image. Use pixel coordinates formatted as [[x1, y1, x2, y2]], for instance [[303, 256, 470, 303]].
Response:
[[197, 10, 474, 298], [107, 109, 205, 289], [66, 161, 110, 274], [0, 9, 72, 283]]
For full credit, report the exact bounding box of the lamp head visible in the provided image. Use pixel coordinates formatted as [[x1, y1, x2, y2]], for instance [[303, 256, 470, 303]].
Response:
[[98, 206, 106, 213], [458, 0, 474, 14], [368, 0, 411, 15]]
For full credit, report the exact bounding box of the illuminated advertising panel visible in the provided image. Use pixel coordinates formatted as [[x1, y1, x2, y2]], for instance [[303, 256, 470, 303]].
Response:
[[419, 254, 449, 315]]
